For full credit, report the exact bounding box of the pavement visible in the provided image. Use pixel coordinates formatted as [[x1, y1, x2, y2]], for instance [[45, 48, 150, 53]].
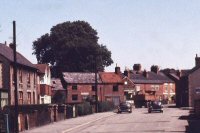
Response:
[[22, 111, 116, 133]]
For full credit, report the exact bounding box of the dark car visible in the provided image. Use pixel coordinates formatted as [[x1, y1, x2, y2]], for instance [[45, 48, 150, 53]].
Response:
[[148, 101, 163, 113], [117, 102, 132, 113]]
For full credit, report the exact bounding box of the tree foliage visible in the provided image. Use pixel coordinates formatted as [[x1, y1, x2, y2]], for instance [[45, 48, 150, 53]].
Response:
[[33, 21, 113, 76]]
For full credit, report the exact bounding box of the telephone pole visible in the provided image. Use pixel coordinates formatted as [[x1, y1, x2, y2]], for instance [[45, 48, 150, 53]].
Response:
[[13, 21, 19, 133], [94, 55, 98, 113]]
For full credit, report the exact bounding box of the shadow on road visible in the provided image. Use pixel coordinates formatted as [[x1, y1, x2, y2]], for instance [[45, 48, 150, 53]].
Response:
[[179, 110, 200, 133]]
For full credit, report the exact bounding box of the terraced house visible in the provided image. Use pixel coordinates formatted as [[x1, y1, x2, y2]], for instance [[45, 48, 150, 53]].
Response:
[[124, 64, 175, 107], [0, 43, 39, 108]]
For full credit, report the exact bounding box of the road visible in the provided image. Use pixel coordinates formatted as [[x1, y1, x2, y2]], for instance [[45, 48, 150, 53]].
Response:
[[23, 107, 192, 133]]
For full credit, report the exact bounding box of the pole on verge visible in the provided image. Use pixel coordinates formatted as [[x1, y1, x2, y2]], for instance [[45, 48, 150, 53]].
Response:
[[13, 21, 19, 133], [95, 56, 98, 113]]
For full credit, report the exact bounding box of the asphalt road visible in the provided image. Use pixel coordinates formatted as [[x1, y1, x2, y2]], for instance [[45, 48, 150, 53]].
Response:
[[23, 107, 192, 133]]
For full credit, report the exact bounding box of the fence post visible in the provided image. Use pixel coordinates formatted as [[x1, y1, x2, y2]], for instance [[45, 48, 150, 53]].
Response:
[[73, 105, 76, 118], [5, 114, 9, 133], [53, 105, 58, 122], [64, 105, 67, 119]]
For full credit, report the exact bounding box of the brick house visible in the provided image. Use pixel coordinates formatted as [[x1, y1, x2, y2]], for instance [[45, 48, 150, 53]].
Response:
[[61, 72, 102, 104], [99, 71, 124, 106], [35, 64, 51, 104], [124, 64, 175, 106], [0, 43, 39, 108], [51, 68, 128, 106], [176, 55, 200, 107]]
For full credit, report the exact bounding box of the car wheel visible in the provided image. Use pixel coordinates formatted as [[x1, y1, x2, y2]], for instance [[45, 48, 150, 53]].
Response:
[[118, 111, 121, 114], [129, 110, 132, 113], [160, 110, 163, 113], [148, 110, 151, 113]]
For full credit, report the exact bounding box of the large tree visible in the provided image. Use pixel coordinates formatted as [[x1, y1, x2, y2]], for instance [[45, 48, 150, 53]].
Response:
[[33, 21, 113, 76]]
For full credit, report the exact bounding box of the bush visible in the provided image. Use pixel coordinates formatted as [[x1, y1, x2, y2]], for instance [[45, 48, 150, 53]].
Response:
[[77, 102, 93, 116], [98, 101, 114, 112]]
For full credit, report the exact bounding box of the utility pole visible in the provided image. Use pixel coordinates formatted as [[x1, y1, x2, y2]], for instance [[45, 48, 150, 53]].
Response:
[[13, 21, 19, 133], [95, 56, 98, 113]]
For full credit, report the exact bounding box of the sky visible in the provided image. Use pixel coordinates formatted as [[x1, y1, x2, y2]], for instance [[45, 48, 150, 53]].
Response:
[[1, 0, 200, 72]]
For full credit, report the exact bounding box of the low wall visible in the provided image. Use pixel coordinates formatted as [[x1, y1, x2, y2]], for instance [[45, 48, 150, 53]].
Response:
[[4, 104, 76, 133], [194, 100, 200, 117]]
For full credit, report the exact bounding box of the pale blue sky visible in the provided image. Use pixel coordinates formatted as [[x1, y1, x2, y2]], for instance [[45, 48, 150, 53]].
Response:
[[1, 0, 200, 71]]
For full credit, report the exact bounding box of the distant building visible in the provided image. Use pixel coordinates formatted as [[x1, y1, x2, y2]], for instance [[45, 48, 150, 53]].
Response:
[[35, 64, 51, 104], [61, 72, 102, 104], [124, 64, 175, 107], [51, 67, 131, 106], [99, 71, 125, 106], [0, 43, 39, 108], [51, 78, 66, 104]]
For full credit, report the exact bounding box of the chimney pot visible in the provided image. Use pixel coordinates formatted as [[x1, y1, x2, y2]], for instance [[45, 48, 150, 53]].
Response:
[[115, 66, 121, 75]]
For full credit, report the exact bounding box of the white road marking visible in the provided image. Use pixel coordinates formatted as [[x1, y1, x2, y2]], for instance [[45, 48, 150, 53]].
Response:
[[62, 113, 116, 133]]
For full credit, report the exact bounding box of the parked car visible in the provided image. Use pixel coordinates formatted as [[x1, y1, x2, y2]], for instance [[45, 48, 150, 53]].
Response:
[[148, 101, 163, 113], [117, 102, 132, 113]]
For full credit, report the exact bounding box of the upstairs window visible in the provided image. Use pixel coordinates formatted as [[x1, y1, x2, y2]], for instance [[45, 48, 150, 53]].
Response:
[[27, 72, 31, 84], [19, 69, 23, 83], [33, 92, 35, 104], [18, 91, 23, 105], [34, 73, 36, 86], [27, 92, 31, 104], [113, 85, 119, 92], [72, 85, 77, 90], [92, 85, 96, 91]]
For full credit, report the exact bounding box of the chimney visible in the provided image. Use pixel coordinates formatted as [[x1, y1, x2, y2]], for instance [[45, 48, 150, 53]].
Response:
[[177, 70, 182, 77], [143, 70, 148, 78], [115, 64, 121, 75], [9, 43, 14, 50], [151, 65, 159, 74], [195, 54, 200, 67], [124, 70, 129, 77], [133, 64, 141, 72]]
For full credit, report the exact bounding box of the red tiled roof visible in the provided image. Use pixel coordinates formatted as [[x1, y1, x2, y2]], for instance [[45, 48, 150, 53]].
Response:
[[99, 72, 123, 83], [0, 43, 36, 69], [35, 64, 49, 74]]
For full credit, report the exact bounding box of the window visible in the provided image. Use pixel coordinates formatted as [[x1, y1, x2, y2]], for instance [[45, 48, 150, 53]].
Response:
[[18, 69, 22, 83], [34, 73, 36, 86], [151, 85, 159, 91], [0, 63, 2, 88], [27, 92, 31, 104], [27, 72, 31, 84], [19, 91, 23, 104], [136, 85, 140, 92], [92, 85, 96, 91], [33, 92, 35, 104], [72, 95, 78, 101], [72, 85, 77, 90], [41, 98, 44, 104], [165, 85, 168, 93], [113, 85, 118, 92]]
